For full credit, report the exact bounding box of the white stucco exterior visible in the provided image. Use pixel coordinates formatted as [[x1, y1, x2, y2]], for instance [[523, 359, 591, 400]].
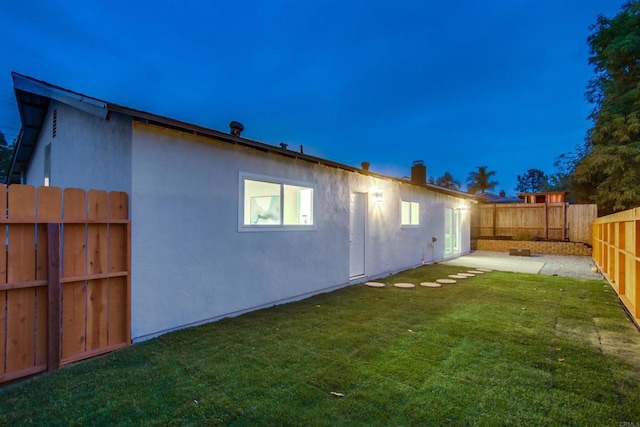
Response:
[[19, 90, 471, 343], [25, 101, 132, 194]]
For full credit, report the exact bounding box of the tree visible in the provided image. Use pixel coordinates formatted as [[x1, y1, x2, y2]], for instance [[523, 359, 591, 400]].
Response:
[[515, 169, 548, 193], [435, 172, 461, 190], [0, 131, 13, 182], [466, 166, 498, 194], [546, 151, 579, 192], [573, 1, 640, 214]]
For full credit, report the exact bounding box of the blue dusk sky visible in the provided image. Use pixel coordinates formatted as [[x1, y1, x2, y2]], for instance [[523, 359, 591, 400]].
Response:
[[0, 0, 623, 194]]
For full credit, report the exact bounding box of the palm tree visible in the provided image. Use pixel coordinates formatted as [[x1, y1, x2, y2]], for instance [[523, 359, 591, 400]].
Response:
[[466, 166, 498, 194], [435, 172, 461, 190]]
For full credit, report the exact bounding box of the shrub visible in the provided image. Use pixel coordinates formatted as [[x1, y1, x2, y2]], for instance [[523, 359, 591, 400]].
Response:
[[512, 230, 537, 241]]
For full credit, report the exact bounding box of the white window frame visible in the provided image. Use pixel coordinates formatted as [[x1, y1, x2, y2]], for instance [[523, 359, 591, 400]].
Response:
[[401, 200, 420, 227], [238, 172, 316, 232]]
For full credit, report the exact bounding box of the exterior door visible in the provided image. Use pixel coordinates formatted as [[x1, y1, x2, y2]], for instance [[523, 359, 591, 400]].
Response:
[[445, 207, 461, 255], [349, 192, 366, 278]]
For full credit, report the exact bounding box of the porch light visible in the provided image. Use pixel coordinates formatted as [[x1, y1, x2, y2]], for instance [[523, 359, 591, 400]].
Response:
[[371, 187, 384, 204], [456, 201, 470, 212]]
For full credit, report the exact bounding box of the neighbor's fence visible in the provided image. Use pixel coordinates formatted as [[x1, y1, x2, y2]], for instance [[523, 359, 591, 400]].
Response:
[[0, 184, 130, 384], [471, 203, 597, 243], [592, 207, 640, 326]]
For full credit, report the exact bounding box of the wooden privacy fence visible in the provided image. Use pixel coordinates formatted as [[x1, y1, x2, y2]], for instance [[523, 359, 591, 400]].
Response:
[[471, 203, 597, 243], [0, 184, 130, 384], [592, 207, 640, 326]]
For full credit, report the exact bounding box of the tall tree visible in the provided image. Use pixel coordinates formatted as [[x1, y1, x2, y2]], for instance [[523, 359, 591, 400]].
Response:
[[515, 168, 548, 193], [573, 1, 640, 214], [546, 151, 579, 192], [0, 131, 12, 182], [466, 166, 498, 194], [435, 172, 461, 190]]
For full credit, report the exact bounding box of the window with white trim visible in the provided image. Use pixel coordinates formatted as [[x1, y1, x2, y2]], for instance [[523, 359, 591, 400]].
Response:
[[241, 174, 314, 229], [401, 200, 420, 225]]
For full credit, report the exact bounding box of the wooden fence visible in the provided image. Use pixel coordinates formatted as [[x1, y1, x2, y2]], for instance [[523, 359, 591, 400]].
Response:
[[471, 203, 597, 243], [0, 184, 130, 384], [592, 207, 640, 326]]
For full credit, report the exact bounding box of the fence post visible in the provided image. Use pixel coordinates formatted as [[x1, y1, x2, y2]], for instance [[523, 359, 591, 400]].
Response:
[[47, 223, 61, 371]]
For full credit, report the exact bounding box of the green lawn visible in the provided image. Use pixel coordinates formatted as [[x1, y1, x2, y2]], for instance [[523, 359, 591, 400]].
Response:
[[2, 264, 640, 426]]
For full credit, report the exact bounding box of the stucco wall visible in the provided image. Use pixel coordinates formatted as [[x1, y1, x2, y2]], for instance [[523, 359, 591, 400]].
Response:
[[130, 122, 470, 340], [25, 101, 132, 193]]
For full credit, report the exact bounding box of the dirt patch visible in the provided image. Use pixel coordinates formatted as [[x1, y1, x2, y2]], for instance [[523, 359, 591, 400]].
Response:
[[555, 318, 640, 368], [592, 317, 640, 367]]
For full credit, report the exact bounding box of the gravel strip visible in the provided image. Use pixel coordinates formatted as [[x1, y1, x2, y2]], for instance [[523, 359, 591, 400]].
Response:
[[536, 254, 603, 280], [469, 250, 603, 280]]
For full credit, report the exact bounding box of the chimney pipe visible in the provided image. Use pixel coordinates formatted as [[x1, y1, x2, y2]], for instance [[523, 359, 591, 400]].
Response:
[[361, 161, 370, 171], [500, 190, 505, 198], [229, 121, 244, 136], [411, 160, 426, 185]]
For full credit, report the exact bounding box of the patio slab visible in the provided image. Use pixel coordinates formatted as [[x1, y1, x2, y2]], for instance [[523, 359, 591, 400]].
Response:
[[442, 251, 544, 274]]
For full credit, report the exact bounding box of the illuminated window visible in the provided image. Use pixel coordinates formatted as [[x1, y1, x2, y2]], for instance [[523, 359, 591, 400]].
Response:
[[401, 200, 419, 226], [241, 175, 314, 230]]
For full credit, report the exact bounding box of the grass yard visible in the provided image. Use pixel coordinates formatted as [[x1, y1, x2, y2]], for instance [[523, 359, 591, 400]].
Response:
[[1, 264, 640, 426]]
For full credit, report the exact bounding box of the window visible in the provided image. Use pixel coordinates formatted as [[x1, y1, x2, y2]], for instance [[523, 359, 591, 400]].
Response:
[[44, 143, 51, 187], [401, 200, 419, 225], [241, 174, 314, 230]]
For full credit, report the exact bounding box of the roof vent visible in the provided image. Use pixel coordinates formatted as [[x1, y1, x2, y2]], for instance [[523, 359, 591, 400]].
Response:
[[230, 121, 244, 136]]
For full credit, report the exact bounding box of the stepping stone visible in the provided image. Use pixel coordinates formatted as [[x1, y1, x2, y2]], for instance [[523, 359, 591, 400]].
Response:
[[394, 283, 415, 289], [457, 273, 476, 277], [420, 282, 442, 288], [476, 268, 493, 272], [449, 274, 467, 279], [364, 282, 386, 288], [436, 278, 457, 284], [468, 270, 485, 274]]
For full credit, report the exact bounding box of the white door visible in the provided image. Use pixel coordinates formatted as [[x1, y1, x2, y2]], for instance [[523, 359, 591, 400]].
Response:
[[445, 207, 461, 255], [349, 192, 366, 278]]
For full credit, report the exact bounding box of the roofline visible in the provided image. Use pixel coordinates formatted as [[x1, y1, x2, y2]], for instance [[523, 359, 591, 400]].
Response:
[[8, 72, 476, 201]]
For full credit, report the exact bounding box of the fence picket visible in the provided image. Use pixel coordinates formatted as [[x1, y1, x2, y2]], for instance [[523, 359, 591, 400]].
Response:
[[0, 185, 6, 377], [6, 186, 38, 373]]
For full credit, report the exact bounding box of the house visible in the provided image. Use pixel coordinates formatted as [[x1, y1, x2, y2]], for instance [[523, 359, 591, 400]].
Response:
[[8, 72, 475, 342], [474, 190, 521, 204], [517, 191, 569, 204]]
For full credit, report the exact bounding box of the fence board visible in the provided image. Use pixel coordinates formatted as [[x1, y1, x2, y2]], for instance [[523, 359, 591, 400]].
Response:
[[63, 189, 86, 277], [88, 192, 107, 275], [35, 286, 47, 367], [6, 186, 37, 373], [0, 292, 4, 377], [108, 276, 127, 345], [109, 192, 128, 220], [87, 279, 108, 351], [61, 281, 86, 359], [0, 185, 6, 377], [1, 184, 130, 384]]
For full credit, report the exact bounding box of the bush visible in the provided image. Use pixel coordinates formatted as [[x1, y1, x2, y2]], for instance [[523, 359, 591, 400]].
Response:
[[512, 230, 537, 241]]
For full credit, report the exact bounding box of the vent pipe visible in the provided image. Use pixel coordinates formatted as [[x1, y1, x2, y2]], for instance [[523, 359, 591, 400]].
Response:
[[229, 121, 244, 136]]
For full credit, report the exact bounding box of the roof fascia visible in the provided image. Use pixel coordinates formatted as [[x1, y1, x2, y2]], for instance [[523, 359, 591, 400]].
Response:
[[13, 73, 108, 119]]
